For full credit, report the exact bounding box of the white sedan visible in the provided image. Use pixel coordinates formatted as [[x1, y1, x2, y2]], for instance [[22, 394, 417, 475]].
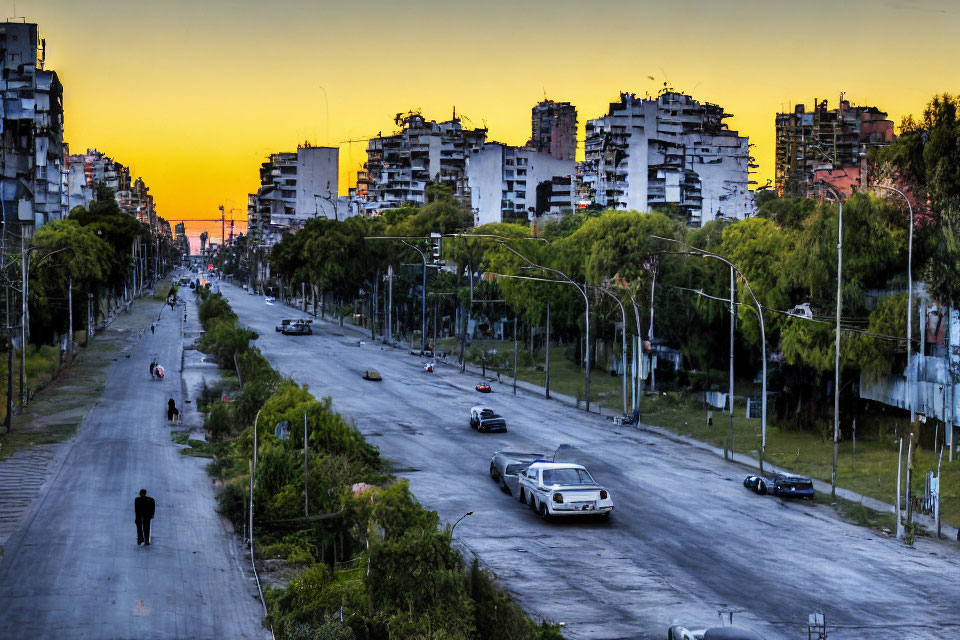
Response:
[[517, 462, 613, 520]]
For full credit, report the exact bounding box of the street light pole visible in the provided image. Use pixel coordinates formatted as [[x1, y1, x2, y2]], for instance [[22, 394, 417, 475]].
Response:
[[495, 242, 591, 411], [650, 237, 768, 473], [876, 185, 915, 424], [598, 285, 628, 416], [450, 510, 474, 536], [400, 240, 428, 354], [820, 183, 844, 498]]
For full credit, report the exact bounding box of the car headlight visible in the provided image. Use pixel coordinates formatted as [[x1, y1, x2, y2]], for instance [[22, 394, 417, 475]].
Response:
[[553, 493, 563, 503]]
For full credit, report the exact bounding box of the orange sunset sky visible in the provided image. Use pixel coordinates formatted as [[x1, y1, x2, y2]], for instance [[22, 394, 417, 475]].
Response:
[[19, 0, 960, 246]]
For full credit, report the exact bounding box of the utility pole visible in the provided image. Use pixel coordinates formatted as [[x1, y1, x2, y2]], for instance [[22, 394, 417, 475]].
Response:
[[20, 236, 27, 407], [513, 316, 518, 395], [304, 413, 309, 517], [387, 265, 393, 342], [906, 430, 915, 543], [727, 265, 735, 460], [67, 277, 73, 362], [545, 302, 550, 399]]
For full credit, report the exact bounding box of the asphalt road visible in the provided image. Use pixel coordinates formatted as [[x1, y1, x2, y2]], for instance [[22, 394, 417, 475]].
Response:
[[226, 282, 960, 640], [0, 296, 269, 639]]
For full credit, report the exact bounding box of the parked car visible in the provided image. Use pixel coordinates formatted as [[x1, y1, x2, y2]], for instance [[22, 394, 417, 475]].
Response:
[[362, 369, 382, 381], [489, 451, 550, 494], [517, 462, 613, 520], [282, 321, 312, 336], [276, 318, 312, 332], [476, 382, 492, 393], [469, 406, 507, 433], [668, 626, 766, 640], [743, 472, 814, 499]]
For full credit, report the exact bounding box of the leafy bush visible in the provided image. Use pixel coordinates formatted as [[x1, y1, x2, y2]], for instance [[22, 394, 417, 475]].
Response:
[[217, 479, 246, 526], [198, 316, 256, 367], [286, 548, 314, 566], [206, 401, 238, 441]]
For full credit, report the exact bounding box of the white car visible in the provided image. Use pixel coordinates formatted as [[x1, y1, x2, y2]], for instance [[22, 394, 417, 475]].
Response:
[[517, 462, 613, 520]]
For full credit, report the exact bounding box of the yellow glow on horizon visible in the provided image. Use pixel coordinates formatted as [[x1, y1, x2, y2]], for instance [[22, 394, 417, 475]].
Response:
[[19, 0, 959, 239]]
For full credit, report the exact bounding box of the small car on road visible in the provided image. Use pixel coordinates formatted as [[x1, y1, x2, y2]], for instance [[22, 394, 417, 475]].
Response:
[[476, 382, 492, 393], [362, 369, 382, 381], [489, 451, 550, 494], [743, 472, 814, 499], [517, 461, 613, 520], [668, 626, 766, 640], [281, 321, 312, 336], [469, 406, 507, 433]]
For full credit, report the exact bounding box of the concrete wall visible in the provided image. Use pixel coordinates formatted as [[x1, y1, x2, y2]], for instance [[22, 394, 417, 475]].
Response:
[[467, 144, 504, 226], [296, 146, 339, 220]]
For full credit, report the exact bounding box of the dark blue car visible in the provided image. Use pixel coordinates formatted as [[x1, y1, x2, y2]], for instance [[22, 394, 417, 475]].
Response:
[[743, 472, 814, 500]]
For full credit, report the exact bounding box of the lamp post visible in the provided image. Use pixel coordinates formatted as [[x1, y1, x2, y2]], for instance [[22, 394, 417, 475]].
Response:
[[400, 240, 428, 354], [450, 510, 474, 536], [650, 237, 768, 473], [875, 185, 915, 424], [598, 285, 628, 416], [496, 242, 591, 411], [819, 182, 844, 498]]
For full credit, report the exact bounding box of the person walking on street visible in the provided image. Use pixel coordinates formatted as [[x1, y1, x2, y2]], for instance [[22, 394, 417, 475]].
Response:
[[135, 489, 155, 546], [149, 360, 157, 378], [167, 398, 179, 423]]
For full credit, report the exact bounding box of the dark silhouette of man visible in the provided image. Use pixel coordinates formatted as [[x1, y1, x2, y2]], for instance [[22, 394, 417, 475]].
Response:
[[149, 360, 157, 378], [135, 489, 155, 546], [167, 398, 179, 422]]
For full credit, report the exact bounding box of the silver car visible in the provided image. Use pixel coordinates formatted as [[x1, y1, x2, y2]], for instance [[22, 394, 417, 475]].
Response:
[[489, 451, 549, 495]]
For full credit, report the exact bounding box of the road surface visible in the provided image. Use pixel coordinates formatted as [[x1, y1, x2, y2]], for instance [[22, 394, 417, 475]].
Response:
[[0, 297, 269, 639], [225, 282, 960, 640]]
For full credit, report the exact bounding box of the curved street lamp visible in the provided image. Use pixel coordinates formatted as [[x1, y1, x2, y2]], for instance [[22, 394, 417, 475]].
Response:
[[597, 284, 628, 416], [874, 185, 915, 424], [450, 510, 474, 536], [818, 182, 845, 498], [493, 241, 592, 412], [400, 240, 428, 354], [650, 236, 768, 474]]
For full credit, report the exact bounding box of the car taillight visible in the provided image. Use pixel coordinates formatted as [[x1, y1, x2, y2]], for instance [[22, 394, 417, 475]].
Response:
[[599, 490, 608, 500], [553, 493, 563, 503]]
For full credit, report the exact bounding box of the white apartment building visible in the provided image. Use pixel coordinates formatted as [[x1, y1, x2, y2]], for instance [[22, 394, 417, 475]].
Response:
[[360, 112, 487, 213], [466, 143, 576, 225], [581, 91, 754, 226], [0, 22, 64, 232]]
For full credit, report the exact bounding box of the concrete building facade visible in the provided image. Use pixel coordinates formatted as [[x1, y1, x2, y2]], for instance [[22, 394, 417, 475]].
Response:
[[247, 143, 342, 251], [0, 21, 64, 233], [775, 98, 894, 197], [529, 100, 577, 161], [466, 143, 575, 225], [359, 112, 487, 213], [579, 91, 754, 226]]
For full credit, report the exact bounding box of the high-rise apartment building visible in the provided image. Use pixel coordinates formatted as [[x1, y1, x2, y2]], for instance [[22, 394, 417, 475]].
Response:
[[466, 143, 575, 225], [529, 100, 577, 161], [0, 21, 64, 233], [775, 98, 894, 197], [579, 91, 754, 226], [359, 111, 487, 213], [248, 144, 341, 250]]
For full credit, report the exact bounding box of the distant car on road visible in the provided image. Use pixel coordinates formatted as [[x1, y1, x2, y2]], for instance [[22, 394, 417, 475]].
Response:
[[668, 626, 766, 640], [362, 369, 382, 381], [517, 462, 613, 520], [281, 321, 312, 336], [489, 451, 550, 494], [743, 472, 814, 499], [469, 406, 507, 433], [476, 382, 492, 393]]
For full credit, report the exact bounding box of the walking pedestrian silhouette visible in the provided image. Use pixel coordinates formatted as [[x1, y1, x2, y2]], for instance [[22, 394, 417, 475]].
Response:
[[134, 489, 155, 546]]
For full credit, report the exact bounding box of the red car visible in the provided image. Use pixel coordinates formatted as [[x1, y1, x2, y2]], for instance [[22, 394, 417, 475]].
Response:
[[476, 382, 492, 393]]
